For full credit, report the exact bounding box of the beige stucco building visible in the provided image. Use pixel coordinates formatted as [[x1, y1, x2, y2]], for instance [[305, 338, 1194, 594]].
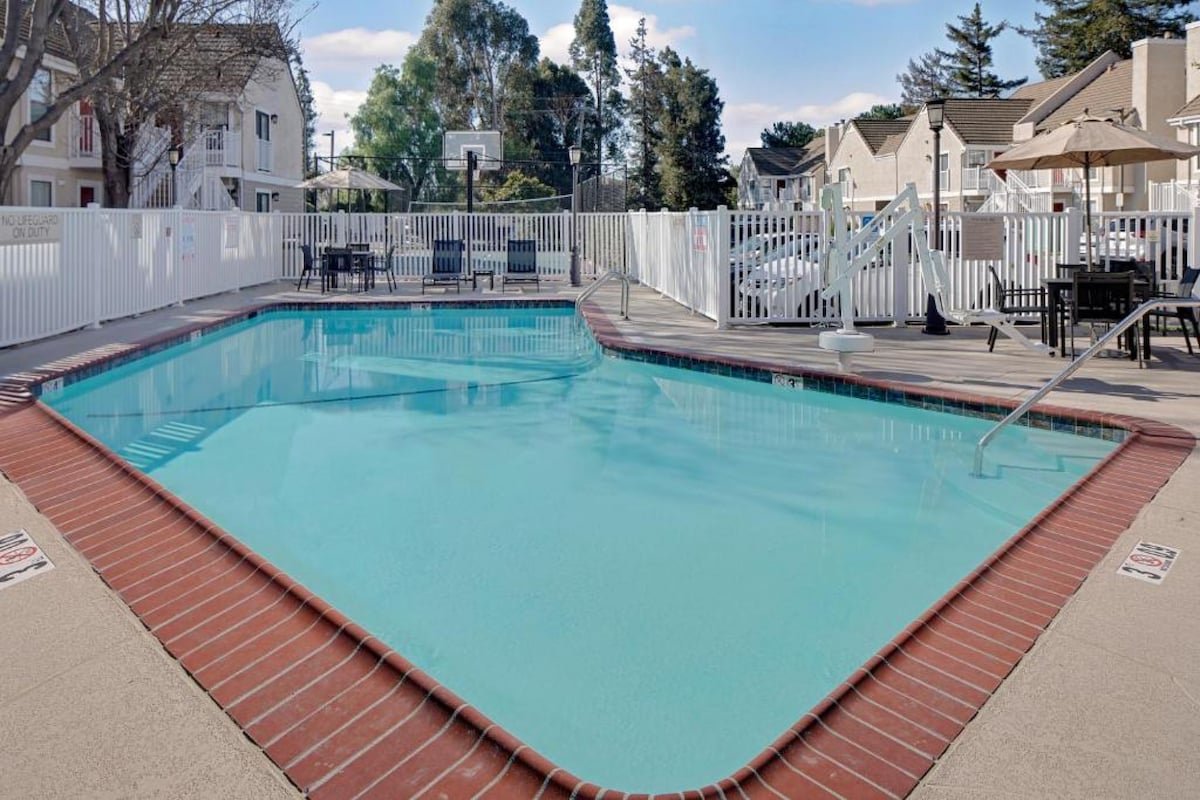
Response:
[[3, 24, 304, 212]]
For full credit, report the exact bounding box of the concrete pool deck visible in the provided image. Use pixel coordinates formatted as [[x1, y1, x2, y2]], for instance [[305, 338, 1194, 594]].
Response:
[[0, 280, 1196, 798]]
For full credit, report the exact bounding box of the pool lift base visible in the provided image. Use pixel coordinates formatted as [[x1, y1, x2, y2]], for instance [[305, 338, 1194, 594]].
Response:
[[819, 329, 874, 372]]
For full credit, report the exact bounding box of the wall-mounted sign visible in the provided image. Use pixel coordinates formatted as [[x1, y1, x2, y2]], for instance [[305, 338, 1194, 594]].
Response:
[[960, 216, 1005, 261], [130, 214, 143, 240], [0, 212, 61, 245], [225, 214, 240, 247]]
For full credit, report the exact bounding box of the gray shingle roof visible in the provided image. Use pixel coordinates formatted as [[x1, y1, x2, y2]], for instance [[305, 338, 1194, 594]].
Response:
[[850, 119, 912, 155], [1170, 93, 1200, 121], [746, 136, 826, 176], [1037, 60, 1133, 131], [1010, 74, 1073, 105], [943, 98, 1034, 144]]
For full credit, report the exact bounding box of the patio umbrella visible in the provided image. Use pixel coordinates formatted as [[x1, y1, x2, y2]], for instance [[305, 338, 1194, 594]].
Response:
[[987, 113, 1200, 269], [296, 168, 404, 211]]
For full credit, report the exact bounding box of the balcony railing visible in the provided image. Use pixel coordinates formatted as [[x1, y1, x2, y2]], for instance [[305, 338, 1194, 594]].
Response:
[[256, 138, 272, 173], [201, 129, 240, 168], [69, 113, 100, 161], [961, 167, 1005, 193]]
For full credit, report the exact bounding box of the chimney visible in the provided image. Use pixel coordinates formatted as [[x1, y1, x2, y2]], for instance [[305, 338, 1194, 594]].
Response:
[[825, 122, 842, 167]]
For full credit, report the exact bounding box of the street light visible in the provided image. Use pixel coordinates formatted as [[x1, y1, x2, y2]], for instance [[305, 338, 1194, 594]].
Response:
[[322, 130, 335, 209], [924, 98, 950, 336], [568, 144, 582, 287], [168, 145, 182, 207]]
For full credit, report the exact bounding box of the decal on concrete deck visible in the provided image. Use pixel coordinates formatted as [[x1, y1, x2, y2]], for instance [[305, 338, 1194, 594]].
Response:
[[0, 529, 55, 589], [1117, 540, 1179, 585]]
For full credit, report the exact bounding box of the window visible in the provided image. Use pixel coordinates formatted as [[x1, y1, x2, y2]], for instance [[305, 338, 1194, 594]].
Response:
[[256, 190, 271, 213], [30, 180, 53, 207], [1191, 124, 1200, 173], [964, 149, 988, 169], [30, 69, 53, 142], [255, 110, 271, 142], [938, 153, 949, 189], [837, 167, 850, 184]]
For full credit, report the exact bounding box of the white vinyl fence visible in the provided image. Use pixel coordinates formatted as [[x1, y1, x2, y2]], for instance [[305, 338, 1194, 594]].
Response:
[[4, 203, 1198, 350], [0, 207, 280, 349]]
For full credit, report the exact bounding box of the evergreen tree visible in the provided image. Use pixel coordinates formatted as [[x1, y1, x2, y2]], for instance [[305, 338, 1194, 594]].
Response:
[[759, 121, 816, 148], [938, 3, 1026, 97], [856, 104, 906, 120], [292, 54, 318, 177], [569, 0, 623, 178], [657, 47, 728, 210], [624, 18, 664, 210], [898, 50, 952, 106], [1022, 0, 1195, 78]]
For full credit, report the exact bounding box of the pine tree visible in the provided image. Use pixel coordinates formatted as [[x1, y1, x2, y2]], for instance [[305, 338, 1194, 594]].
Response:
[[1022, 0, 1195, 79], [623, 18, 664, 210], [759, 121, 816, 148], [897, 50, 952, 107], [938, 3, 1026, 97], [856, 104, 906, 120], [570, 0, 622, 179], [657, 47, 728, 210], [292, 55, 318, 177]]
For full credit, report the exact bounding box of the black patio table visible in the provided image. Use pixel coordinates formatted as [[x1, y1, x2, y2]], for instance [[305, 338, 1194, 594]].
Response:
[[1043, 275, 1151, 359]]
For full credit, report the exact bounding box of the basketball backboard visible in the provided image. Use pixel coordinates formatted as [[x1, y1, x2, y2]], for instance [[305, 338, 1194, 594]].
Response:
[[443, 130, 502, 171]]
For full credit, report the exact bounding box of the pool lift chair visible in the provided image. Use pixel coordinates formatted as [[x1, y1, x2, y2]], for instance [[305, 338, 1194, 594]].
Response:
[[818, 182, 1054, 372]]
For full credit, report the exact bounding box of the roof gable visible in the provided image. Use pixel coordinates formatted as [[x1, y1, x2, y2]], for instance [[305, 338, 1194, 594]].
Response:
[[849, 118, 912, 154], [1037, 59, 1133, 131], [745, 136, 826, 176], [943, 98, 1034, 144]]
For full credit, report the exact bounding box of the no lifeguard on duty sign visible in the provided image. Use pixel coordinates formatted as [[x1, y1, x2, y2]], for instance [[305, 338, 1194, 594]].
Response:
[[0, 529, 55, 590]]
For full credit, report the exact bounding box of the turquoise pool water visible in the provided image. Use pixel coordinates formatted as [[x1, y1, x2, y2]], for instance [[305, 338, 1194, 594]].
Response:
[[46, 307, 1116, 793]]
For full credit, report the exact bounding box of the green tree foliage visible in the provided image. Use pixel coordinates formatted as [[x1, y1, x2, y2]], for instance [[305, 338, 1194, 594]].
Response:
[[348, 51, 445, 203], [506, 58, 590, 193], [897, 50, 951, 107], [417, 0, 539, 133], [657, 47, 728, 210], [856, 104, 906, 120], [624, 17, 664, 209], [759, 121, 816, 148], [1022, 0, 1195, 78], [291, 53, 318, 177], [569, 0, 624, 172], [481, 169, 557, 211], [938, 3, 1026, 97]]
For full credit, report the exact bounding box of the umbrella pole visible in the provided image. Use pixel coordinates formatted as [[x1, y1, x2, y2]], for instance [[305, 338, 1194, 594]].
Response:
[[1084, 159, 1094, 271]]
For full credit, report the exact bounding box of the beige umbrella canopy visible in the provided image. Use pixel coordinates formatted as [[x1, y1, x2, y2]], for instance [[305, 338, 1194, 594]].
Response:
[[297, 167, 404, 192], [988, 113, 1200, 269]]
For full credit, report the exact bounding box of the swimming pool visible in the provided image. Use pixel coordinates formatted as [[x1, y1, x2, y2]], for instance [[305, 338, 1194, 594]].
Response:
[[44, 306, 1117, 793]]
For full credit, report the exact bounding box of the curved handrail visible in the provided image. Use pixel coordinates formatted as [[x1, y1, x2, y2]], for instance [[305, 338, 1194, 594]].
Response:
[[575, 268, 630, 318], [973, 296, 1200, 476]]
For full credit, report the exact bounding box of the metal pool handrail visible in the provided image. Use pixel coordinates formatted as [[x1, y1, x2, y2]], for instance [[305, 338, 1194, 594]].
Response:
[[576, 269, 630, 319], [973, 297, 1200, 477]]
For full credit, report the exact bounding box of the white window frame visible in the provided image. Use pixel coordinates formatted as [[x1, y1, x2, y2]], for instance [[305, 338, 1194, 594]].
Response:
[[938, 152, 950, 191], [28, 176, 54, 207], [28, 68, 54, 146], [1190, 123, 1200, 174], [255, 189, 271, 213]]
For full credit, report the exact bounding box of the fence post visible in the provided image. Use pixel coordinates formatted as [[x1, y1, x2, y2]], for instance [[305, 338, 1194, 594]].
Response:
[[1065, 206, 1082, 265], [173, 207, 184, 307], [1191, 205, 1200, 278], [716, 205, 730, 329], [891, 222, 910, 325], [88, 203, 103, 328]]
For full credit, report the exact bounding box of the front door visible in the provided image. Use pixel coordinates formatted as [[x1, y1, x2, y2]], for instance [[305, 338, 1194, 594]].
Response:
[[79, 185, 96, 207]]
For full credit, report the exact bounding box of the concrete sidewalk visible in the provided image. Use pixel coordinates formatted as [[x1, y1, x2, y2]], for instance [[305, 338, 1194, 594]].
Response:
[[0, 280, 1196, 798]]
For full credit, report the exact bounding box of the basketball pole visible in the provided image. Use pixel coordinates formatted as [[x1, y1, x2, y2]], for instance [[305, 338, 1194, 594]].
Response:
[[466, 150, 476, 214]]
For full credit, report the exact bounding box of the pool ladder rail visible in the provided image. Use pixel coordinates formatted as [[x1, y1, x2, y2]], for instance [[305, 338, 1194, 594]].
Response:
[[576, 269, 631, 319], [973, 297, 1200, 476]]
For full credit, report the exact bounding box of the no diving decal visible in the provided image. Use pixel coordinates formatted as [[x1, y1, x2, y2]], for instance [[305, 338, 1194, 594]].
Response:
[[1117, 541, 1179, 585], [0, 529, 55, 589]]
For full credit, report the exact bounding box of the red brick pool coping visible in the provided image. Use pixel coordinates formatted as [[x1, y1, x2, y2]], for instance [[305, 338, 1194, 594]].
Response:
[[0, 299, 1192, 799]]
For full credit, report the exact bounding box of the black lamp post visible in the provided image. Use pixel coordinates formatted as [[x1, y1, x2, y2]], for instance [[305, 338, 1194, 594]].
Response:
[[923, 98, 950, 336], [168, 145, 182, 207], [323, 130, 335, 210], [569, 144, 582, 287]]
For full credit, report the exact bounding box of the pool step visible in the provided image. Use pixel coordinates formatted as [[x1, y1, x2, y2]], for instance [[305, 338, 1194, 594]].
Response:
[[118, 421, 207, 470]]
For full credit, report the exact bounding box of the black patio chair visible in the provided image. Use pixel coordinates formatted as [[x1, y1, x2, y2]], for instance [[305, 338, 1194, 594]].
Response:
[[369, 244, 397, 293], [423, 239, 465, 293], [1145, 267, 1199, 355], [986, 266, 1047, 352], [502, 239, 539, 292], [296, 244, 316, 290], [1071, 270, 1140, 361], [322, 246, 356, 293]]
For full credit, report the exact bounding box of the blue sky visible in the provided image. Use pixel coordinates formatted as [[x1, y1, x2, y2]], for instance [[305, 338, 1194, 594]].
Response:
[[298, 0, 1046, 159]]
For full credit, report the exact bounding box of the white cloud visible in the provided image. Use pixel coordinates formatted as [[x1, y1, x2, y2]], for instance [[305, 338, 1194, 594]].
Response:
[[302, 28, 417, 82], [723, 91, 892, 155], [539, 5, 695, 66], [311, 80, 368, 153]]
